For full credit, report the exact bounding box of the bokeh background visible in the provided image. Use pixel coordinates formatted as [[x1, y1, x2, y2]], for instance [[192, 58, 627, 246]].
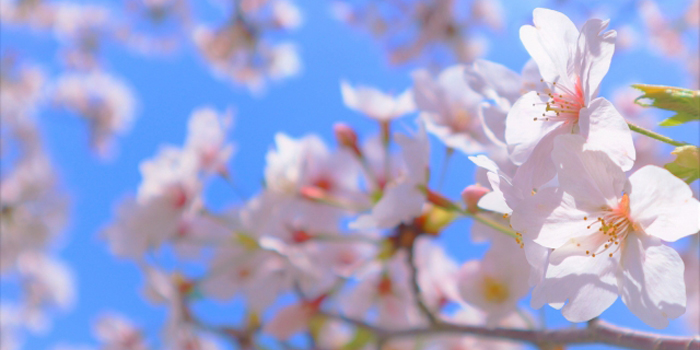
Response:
[[1, 0, 699, 349]]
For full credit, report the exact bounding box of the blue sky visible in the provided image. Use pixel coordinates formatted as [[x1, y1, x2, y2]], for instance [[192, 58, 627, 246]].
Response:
[[1, 0, 698, 349]]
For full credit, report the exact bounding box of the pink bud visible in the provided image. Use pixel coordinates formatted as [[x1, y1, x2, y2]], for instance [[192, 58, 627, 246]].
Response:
[[461, 184, 490, 213], [333, 123, 361, 157]]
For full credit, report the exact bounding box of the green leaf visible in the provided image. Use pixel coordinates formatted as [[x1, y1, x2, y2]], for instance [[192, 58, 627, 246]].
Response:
[[631, 84, 700, 126], [664, 145, 700, 184], [342, 327, 375, 350]]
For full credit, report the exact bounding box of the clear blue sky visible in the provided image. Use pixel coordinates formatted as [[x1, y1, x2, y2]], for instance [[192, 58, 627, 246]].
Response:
[[1, 0, 698, 349]]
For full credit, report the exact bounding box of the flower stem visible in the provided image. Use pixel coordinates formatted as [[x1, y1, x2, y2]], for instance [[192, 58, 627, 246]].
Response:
[[627, 122, 688, 147], [461, 209, 519, 240]]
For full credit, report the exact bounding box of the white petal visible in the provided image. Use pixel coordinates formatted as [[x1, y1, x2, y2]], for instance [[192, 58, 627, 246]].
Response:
[[477, 191, 511, 214], [511, 187, 596, 248], [350, 181, 424, 230], [467, 59, 523, 105], [575, 19, 616, 104], [511, 125, 569, 190], [551, 134, 627, 208], [627, 166, 700, 242], [423, 114, 485, 154], [578, 98, 635, 172], [618, 234, 686, 329], [520, 8, 579, 85], [531, 235, 618, 322], [505, 92, 562, 165]]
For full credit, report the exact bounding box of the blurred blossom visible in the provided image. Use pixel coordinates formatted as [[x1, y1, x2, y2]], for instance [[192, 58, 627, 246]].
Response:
[[0, 57, 46, 128], [611, 86, 668, 171], [103, 107, 233, 260], [340, 81, 415, 122], [332, 0, 504, 67], [192, 0, 302, 92], [0, 152, 68, 273], [51, 71, 137, 158], [51, 3, 113, 69], [16, 252, 76, 333], [119, 0, 191, 55], [93, 312, 148, 350], [412, 65, 491, 154]]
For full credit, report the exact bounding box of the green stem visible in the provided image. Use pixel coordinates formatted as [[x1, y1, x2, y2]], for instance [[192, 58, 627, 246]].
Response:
[[459, 209, 519, 240], [627, 122, 688, 147]]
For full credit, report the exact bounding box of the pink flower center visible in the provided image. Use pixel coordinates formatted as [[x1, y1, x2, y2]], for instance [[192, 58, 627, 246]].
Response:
[[377, 275, 393, 296], [532, 76, 585, 123], [583, 194, 635, 258]]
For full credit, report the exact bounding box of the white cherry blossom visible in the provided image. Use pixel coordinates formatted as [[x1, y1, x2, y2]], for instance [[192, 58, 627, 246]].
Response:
[[351, 122, 430, 230], [506, 8, 635, 188], [457, 239, 530, 326], [412, 65, 491, 154], [511, 135, 700, 328], [340, 81, 415, 121]]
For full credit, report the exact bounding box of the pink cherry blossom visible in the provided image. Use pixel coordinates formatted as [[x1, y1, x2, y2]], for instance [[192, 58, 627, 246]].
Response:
[[511, 135, 700, 328], [51, 72, 137, 157], [341, 81, 415, 121], [183, 107, 235, 175], [94, 312, 148, 350], [351, 122, 429, 230], [506, 8, 635, 188], [412, 65, 491, 154], [457, 238, 530, 326]]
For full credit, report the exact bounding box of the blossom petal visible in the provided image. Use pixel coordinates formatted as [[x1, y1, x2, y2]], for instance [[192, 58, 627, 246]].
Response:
[[578, 98, 635, 172], [511, 187, 597, 248], [551, 134, 627, 208], [531, 234, 618, 321], [575, 19, 616, 104], [519, 8, 579, 85], [627, 166, 700, 242], [511, 124, 569, 190], [466, 59, 522, 106], [618, 234, 686, 329], [505, 91, 562, 165]]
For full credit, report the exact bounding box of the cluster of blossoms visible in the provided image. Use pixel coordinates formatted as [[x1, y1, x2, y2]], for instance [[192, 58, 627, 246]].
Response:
[[87, 8, 700, 350], [1, 0, 302, 90], [1, 57, 75, 350], [331, 0, 504, 66], [0, 0, 301, 158], [332, 0, 700, 78]]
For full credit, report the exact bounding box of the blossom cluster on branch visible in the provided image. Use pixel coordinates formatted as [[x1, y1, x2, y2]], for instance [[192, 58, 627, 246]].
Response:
[[91, 8, 700, 350], [1, 1, 699, 350]]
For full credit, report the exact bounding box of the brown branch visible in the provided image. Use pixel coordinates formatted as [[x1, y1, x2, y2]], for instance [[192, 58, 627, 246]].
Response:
[[406, 242, 438, 325], [320, 312, 700, 350]]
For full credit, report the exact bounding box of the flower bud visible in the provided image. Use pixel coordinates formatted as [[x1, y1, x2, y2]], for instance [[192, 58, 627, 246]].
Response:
[[333, 122, 361, 157], [461, 184, 490, 213]]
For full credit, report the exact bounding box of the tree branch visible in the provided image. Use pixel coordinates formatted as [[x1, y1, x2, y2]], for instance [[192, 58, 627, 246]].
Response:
[[320, 312, 700, 350], [406, 241, 438, 325]]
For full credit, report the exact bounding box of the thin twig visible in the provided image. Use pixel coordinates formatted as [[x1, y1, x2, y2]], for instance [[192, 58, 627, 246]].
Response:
[[406, 243, 438, 325]]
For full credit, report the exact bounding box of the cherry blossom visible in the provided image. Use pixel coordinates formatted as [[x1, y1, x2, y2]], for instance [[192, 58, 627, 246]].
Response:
[[264, 132, 364, 207], [457, 238, 530, 326], [506, 8, 635, 188], [412, 65, 491, 154], [93, 312, 148, 350], [511, 135, 700, 328], [339, 252, 423, 330], [51, 72, 137, 157], [183, 107, 235, 175], [341, 81, 415, 122], [351, 122, 429, 230]]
